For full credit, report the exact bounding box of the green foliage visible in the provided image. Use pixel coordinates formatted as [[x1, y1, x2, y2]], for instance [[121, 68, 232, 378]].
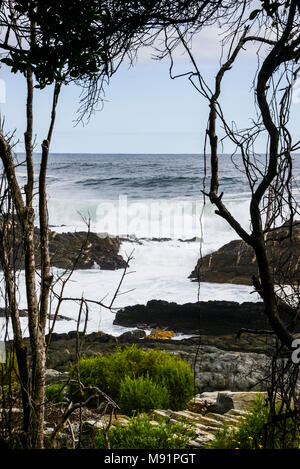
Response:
[[2, 0, 165, 89], [145, 349, 195, 410], [119, 375, 170, 416], [69, 345, 195, 411], [45, 383, 65, 403], [207, 394, 300, 449], [3, 1, 112, 87], [95, 414, 196, 449], [0, 352, 19, 390]]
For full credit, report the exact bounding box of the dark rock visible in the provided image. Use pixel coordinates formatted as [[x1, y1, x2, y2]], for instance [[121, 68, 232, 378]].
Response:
[[67, 331, 84, 340], [207, 393, 234, 414], [39, 328, 277, 372], [118, 330, 146, 342], [179, 237, 199, 242], [79, 422, 98, 449], [46, 332, 69, 342], [86, 332, 99, 341], [48, 231, 126, 270], [119, 235, 143, 245], [47, 314, 72, 322], [89, 332, 118, 343], [140, 237, 172, 242], [46, 347, 73, 370], [189, 222, 300, 285], [45, 369, 69, 385], [0, 307, 27, 317], [0, 308, 72, 322], [0, 219, 126, 271], [113, 299, 300, 335]]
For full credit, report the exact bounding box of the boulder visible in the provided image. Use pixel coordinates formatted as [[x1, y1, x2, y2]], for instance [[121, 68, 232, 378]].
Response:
[[88, 331, 119, 343], [113, 299, 273, 335], [47, 231, 126, 270], [0, 218, 126, 271], [200, 391, 268, 411], [189, 222, 300, 285], [207, 393, 234, 414], [45, 369, 69, 385], [189, 347, 270, 392], [0, 308, 72, 322], [118, 330, 146, 342], [147, 329, 175, 340], [46, 332, 69, 342]]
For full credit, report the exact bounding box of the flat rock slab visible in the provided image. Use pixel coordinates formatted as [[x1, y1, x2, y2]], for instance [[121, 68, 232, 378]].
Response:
[[200, 391, 267, 411], [150, 394, 254, 449]]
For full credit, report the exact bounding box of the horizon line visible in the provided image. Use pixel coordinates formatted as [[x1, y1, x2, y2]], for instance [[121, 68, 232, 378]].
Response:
[[14, 151, 286, 156]]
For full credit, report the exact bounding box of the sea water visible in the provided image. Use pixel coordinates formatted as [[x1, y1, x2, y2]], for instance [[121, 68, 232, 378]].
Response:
[[1, 153, 299, 339]]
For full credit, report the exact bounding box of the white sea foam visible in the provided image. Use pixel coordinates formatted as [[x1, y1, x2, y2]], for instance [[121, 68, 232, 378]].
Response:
[[47, 195, 251, 245], [0, 240, 258, 340], [0, 153, 272, 339]]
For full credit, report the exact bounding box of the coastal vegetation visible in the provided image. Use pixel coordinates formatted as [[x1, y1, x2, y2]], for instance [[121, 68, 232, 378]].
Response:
[[45, 384, 66, 404], [94, 413, 197, 450], [69, 345, 195, 413], [207, 394, 300, 449]]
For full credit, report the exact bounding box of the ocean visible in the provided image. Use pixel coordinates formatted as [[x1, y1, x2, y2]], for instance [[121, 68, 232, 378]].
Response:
[[1, 152, 300, 339]]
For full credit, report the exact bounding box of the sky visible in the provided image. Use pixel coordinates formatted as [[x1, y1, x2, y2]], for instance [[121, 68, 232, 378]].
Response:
[[0, 27, 299, 154]]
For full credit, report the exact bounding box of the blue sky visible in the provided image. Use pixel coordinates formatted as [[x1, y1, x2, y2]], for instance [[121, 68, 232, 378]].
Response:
[[0, 29, 299, 154]]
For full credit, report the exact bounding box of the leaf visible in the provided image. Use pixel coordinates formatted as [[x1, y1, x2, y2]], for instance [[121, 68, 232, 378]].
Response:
[[0, 57, 14, 67], [249, 9, 261, 20]]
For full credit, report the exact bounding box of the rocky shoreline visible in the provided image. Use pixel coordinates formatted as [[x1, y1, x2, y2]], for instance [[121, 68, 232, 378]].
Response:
[[3, 293, 291, 392], [189, 222, 300, 285], [41, 329, 272, 394], [113, 299, 300, 336], [3, 228, 297, 395], [39, 292, 297, 394]]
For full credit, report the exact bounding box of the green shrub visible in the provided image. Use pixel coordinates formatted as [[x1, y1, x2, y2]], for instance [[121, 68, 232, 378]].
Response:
[[95, 414, 196, 449], [45, 383, 65, 403], [69, 345, 195, 411], [144, 349, 195, 410], [69, 345, 146, 402], [119, 375, 170, 416], [207, 394, 300, 449]]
